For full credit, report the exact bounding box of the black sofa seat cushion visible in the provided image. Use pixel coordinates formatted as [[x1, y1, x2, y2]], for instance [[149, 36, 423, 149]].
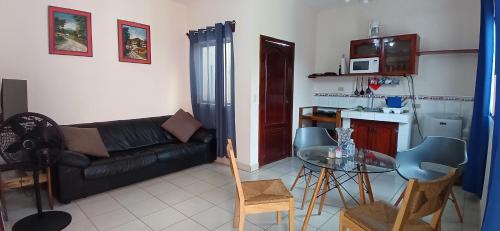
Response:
[[147, 142, 209, 162], [84, 149, 158, 180]]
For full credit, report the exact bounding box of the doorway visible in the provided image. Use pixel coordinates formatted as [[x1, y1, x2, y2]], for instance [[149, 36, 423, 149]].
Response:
[[258, 35, 295, 166]]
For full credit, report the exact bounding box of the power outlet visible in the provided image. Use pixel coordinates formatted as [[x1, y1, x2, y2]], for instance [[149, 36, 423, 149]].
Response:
[[337, 87, 344, 92]]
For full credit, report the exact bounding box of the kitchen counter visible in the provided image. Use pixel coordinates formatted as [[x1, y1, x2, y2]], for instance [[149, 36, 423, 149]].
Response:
[[341, 110, 413, 152], [341, 110, 413, 124]]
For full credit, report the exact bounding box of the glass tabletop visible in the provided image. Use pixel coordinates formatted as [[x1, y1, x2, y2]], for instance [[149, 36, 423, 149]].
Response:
[[297, 146, 397, 173]]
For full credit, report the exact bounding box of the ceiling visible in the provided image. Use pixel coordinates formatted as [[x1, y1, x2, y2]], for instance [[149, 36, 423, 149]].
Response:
[[172, 0, 374, 11], [302, 0, 373, 10]]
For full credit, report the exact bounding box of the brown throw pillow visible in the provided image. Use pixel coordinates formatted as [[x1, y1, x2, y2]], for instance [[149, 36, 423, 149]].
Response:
[[61, 126, 109, 158], [162, 109, 202, 143]]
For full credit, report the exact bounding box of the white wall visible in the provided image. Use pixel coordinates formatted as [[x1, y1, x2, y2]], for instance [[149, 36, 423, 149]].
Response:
[[0, 0, 190, 125], [312, 0, 480, 142], [184, 0, 317, 171]]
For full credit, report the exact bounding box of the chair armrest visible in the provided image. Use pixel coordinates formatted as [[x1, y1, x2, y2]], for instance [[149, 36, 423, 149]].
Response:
[[191, 128, 215, 144], [58, 151, 91, 168]]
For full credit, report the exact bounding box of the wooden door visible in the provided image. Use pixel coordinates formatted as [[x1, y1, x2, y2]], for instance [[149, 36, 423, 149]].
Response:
[[351, 119, 370, 150], [369, 122, 398, 157], [259, 35, 295, 166]]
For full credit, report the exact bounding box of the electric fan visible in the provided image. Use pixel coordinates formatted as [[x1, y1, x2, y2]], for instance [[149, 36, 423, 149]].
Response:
[[0, 112, 71, 231]]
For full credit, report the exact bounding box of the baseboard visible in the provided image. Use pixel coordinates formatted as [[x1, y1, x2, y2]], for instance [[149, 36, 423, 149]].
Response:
[[215, 157, 258, 172]]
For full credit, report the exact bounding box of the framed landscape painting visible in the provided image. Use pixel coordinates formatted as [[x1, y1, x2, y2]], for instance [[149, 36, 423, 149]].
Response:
[[117, 20, 151, 64], [48, 6, 92, 57]]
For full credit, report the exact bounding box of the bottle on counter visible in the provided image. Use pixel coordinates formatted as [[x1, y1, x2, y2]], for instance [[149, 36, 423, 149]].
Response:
[[340, 54, 347, 75]]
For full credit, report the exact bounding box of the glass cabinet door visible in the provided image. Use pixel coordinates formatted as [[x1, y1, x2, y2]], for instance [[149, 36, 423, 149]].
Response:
[[350, 39, 380, 59], [381, 34, 419, 75]]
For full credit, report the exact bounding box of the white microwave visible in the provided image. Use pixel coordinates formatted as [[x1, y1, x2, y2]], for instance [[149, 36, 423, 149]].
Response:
[[349, 57, 379, 74]]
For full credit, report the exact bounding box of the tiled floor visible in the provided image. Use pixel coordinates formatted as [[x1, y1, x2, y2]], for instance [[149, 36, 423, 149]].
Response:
[[4, 157, 481, 231]]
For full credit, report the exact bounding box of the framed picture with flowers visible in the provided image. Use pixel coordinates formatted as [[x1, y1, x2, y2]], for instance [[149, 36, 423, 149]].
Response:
[[117, 20, 151, 64]]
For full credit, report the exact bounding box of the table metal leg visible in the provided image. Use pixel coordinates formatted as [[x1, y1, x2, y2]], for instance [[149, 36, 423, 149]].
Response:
[[331, 171, 349, 209], [301, 167, 326, 231]]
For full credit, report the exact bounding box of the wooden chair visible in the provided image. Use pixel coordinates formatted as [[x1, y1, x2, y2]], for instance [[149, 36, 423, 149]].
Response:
[[339, 168, 458, 231], [227, 139, 295, 231]]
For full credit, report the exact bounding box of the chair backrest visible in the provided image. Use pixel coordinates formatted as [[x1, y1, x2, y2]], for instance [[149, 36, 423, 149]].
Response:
[[293, 127, 337, 155], [227, 139, 245, 204], [396, 136, 467, 173], [294, 127, 338, 171], [393, 168, 458, 231]]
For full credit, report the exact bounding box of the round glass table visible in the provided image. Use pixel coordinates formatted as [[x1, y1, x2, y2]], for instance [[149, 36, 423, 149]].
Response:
[[297, 146, 397, 173], [297, 146, 398, 231]]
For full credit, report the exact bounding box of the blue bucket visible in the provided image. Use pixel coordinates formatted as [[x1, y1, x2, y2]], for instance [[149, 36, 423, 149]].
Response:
[[386, 96, 403, 108]]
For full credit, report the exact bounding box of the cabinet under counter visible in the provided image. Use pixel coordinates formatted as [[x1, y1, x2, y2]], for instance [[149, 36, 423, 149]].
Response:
[[341, 110, 413, 154]]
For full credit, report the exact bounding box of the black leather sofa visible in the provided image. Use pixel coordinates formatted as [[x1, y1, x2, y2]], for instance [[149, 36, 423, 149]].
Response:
[[52, 116, 216, 203]]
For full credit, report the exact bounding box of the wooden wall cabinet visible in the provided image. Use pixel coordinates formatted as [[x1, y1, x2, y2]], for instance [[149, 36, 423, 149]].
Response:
[[350, 38, 381, 59], [350, 119, 398, 157], [349, 34, 420, 76], [380, 34, 419, 76]]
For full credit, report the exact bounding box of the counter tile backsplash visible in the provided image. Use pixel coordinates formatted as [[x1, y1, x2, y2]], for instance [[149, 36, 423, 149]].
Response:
[[313, 93, 474, 102]]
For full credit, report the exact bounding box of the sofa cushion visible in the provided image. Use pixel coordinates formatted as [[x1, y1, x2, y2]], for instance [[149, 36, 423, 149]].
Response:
[[83, 149, 158, 180], [162, 109, 202, 143], [74, 116, 176, 152], [147, 142, 208, 162], [61, 126, 109, 158]]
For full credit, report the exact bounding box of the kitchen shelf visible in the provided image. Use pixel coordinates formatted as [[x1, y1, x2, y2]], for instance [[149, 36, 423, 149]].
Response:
[[417, 49, 478, 56], [299, 106, 343, 136]]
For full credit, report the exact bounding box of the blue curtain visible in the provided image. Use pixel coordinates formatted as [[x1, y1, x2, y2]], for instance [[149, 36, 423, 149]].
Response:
[[463, 0, 494, 197], [482, 0, 500, 229], [189, 21, 236, 157]]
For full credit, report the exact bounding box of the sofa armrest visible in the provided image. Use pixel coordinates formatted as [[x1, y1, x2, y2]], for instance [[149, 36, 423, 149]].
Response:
[[58, 151, 91, 168], [191, 128, 215, 144]]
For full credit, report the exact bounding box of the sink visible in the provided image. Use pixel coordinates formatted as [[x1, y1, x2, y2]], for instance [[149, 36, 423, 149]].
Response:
[[362, 108, 382, 113]]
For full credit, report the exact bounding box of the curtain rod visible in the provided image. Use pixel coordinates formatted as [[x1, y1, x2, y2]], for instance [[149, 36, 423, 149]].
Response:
[[186, 20, 236, 37]]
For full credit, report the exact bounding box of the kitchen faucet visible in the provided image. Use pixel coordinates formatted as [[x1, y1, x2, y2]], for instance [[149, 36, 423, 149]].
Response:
[[368, 91, 375, 109]]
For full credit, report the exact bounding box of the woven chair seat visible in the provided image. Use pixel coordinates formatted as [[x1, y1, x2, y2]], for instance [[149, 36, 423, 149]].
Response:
[[344, 201, 433, 231], [242, 179, 293, 205]]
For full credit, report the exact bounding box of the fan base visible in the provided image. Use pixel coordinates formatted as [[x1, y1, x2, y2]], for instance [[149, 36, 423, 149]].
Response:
[[12, 211, 71, 231]]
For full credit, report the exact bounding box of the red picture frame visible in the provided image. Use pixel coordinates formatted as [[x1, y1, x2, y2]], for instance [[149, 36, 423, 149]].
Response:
[[117, 20, 151, 64], [48, 6, 92, 57]]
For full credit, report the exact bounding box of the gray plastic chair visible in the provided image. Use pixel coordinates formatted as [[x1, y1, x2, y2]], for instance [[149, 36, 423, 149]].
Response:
[[394, 136, 467, 222], [290, 127, 337, 209]]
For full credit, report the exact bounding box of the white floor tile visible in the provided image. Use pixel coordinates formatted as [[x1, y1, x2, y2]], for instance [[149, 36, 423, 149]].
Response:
[[165, 174, 199, 188], [180, 181, 217, 195], [110, 188, 153, 206], [124, 197, 169, 218], [172, 197, 214, 217], [108, 220, 152, 231], [199, 188, 235, 204], [79, 198, 122, 217], [161, 219, 209, 231], [191, 206, 233, 230], [140, 207, 187, 231], [140, 182, 180, 196], [75, 193, 113, 206], [89, 208, 136, 231], [245, 212, 279, 229], [64, 218, 98, 231], [214, 220, 264, 231], [156, 188, 195, 206]]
